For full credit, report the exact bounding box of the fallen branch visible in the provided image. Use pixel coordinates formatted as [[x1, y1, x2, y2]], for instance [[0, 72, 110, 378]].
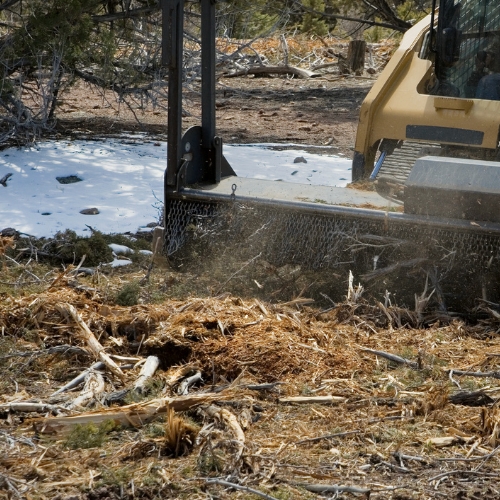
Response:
[[428, 470, 499, 482], [446, 369, 500, 380], [296, 482, 371, 495], [34, 393, 223, 434], [205, 405, 245, 461], [0, 472, 28, 498], [0, 402, 65, 415], [177, 371, 202, 395], [437, 445, 500, 462], [449, 390, 494, 406], [361, 348, 418, 369], [373, 457, 412, 473], [51, 361, 105, 396], [279, 395, 347, 405], [206, 478, 278, 500], [392, 451, 426, 463], [0, 173, 12, 187], [66, 371, 105, 410], [224, 65, 319, 79], [133, 355, 160, 395], [245, 382, 284, 391], [57, 303, 124, 381], [0, 429, 36, 449], [164, 364, 200, 388]]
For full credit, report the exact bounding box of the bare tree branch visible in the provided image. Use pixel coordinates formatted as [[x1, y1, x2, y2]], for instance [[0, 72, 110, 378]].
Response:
[[0, 0, 22, 12], [92, 4, 158, 23], [294, 0, 412, 33]]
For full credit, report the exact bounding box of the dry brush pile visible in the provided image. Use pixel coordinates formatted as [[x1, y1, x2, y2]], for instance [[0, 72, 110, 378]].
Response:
[[2, 257, 500, 499]]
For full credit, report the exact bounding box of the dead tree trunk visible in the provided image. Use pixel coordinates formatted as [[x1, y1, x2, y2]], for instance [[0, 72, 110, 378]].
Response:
[[347, 40, 366, 75]]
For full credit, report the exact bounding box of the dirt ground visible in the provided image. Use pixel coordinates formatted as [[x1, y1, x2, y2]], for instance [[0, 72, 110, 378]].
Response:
[[54, 73, 373, 160], [3, 63, 500, 500]]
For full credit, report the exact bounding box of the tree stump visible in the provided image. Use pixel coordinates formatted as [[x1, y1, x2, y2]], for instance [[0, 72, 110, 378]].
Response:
[[347, 40, 366, 75]]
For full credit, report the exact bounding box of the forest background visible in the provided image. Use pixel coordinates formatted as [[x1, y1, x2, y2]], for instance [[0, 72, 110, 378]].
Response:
[[0, 0, 431, 145]]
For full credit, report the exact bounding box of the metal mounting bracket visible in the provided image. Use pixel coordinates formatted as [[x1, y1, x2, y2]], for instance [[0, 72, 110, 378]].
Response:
[[162, 0, 235, 194]]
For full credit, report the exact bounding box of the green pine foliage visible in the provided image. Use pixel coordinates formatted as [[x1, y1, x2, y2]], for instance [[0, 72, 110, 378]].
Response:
[[300, 0, 329, 36]]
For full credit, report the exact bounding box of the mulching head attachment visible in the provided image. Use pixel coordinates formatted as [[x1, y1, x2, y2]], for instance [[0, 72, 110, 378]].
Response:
[[164, 187, 500, 313]]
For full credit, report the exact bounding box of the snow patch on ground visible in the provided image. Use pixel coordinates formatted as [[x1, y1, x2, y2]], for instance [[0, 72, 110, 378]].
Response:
[[0, 138, 351, 238]]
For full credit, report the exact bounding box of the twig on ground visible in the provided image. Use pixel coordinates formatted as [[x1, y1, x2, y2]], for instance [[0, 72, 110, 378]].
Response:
[[1, 345, 88, 359], [296, 429, 362, 445], [245, 382, 284, 391], [428, 470, 499, 482], [294, 482, 371, 495], [361, 348, 419, 369], [206, 478, 278, 500], [437, 445, 500, 462], [279, 395, 347, 405]]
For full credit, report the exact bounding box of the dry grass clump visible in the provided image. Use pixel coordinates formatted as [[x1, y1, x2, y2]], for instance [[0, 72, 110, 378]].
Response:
[[0, 236, 15, 258], [163, 408, 199, 457]]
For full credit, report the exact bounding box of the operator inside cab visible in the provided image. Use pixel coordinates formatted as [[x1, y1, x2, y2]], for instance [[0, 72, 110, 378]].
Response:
[[475, 51, 500, 101]]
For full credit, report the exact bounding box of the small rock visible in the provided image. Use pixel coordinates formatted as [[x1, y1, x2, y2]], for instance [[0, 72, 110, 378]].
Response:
[[56, 175, 83, 184], [294, 157, 307, 164], [291, 170, 299, 175], [0, 227, 19, 238], [80, 208, 100, 215], [0, 173, 13, 187]]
